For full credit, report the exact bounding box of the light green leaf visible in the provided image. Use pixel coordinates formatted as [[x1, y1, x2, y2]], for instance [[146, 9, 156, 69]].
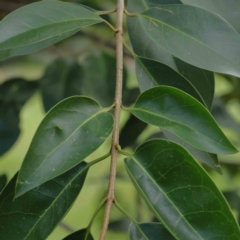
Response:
[[129, 222, 175, 240], [129, 86, 238, 154], [138, 5, 240, 77], [125, 139, 240, 240], [62, 229, 94, 240], [0, 162, 88, 240], [16, 97, 113, 197], [0, 1, 103, 60], [181, 0, 240, 34]]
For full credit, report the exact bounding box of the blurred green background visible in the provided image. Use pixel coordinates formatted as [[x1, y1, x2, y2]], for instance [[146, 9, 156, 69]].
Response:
[[1, 0, 240, 239]]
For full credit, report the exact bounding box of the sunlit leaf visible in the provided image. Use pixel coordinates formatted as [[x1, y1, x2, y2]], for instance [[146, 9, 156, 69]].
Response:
[[0, 162, 88, 240], [0, 1, 103, 60], [129, 86, 237, 154], [16, 97, 113, 197], [125, 139, 240, 239]]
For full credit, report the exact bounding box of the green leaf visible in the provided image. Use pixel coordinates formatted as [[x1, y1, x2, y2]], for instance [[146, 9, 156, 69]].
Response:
[[16, 97, 113, 197], [138, 5, 240, 77], [0, 1, 103, 60], [162, 130, 221, 174], [62, 228, 94, 240], [0, 78, 38, 156], [129, 222, 175, 240], [127, 0, 214, 109], [125, 139, 240, 240], [81, 50, 128, 107], [135, 57, 208, 108], [40, 57, 83, 112], [129, 86, 237, 154], [120, 115, 148, 149], [0, 162, 88, 240], [181, 0, 240, 34]]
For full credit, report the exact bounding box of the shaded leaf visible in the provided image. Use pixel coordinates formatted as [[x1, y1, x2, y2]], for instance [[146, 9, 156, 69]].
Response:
[[125, 139, 240, 240], [129, 222, 175, 240], [127, 0, 215, 109], [181, 0, 240, 34], [81, 50, 128, 107], [212, 98, 240, 133], [135, 57, 207, 107], [62, 228, 94, 240], [40, 57, 83, 112], [0, 1, 103, 60], [0, 78, 38, 156], [129, 86, 237, 154], [138, 5, 240, 77], [16, 97, 114, 197], [162, 130, 221, 174], [0, 162, 88, 240], [0, 175, 7, 193], [120, 115, 148, 149]]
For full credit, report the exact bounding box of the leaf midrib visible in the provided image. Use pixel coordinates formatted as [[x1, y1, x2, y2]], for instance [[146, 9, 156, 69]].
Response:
[[0, 18, 102, 51], [23, 165, 88, 240], [140, 9, 238, 68], [130, 107, 232, 152], [126, 158, 203, 240]]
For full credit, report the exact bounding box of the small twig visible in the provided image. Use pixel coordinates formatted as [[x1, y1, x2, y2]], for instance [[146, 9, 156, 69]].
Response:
[[124, 8, 139, 17], [99, 0, 125, 239], [96, 9, 117, 15]]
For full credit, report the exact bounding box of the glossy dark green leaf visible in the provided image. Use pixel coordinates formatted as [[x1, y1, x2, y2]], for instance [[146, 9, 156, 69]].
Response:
[[127, 0, 214, 109], [162, 130, 221, 174], [0, 162, 88, 240], [136, 57, 208, 107], [62, 228, 94, 240], [0, 1, 103, 60], [120, 115, 148, 149], [16, 97, 114, 197], [125, 139, 240, 240], [129, 86, 238, 154], [0, 175, 7, 193], [138, 5, 240, 77], [81, 50, 127, 107], [40, 57, 83, 112], [0, 78, 38, 156], [129, 222, 175, 240], [181, 0, 240, 34], [212, 98, 240, 133]]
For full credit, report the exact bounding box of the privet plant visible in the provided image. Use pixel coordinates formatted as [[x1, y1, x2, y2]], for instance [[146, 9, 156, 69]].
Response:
[[0, 0, 240, 239]]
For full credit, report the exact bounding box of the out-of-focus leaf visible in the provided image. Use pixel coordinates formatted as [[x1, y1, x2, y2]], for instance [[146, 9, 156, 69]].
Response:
[[128, 0, 214, 109], [0, 162, 88, 240], [109, 218, 131, 232], [181, 0, 240, 34], [163, 130, 221, 174], [0, 175, 7, 193], [120, 115, 148, 149], [130, 86, 238, 154], [137, 5, 240, 77], [0, 1, 103, 60], [212, 98, 240, 133], [125, 139, 240, 240], [40, 57, 83, 112], [62, 228, 94, 240], [129, 222, 175, 240], [0, 78, 38, 156], [16, 97, 114, 197], [81, 50, 128, 107]]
